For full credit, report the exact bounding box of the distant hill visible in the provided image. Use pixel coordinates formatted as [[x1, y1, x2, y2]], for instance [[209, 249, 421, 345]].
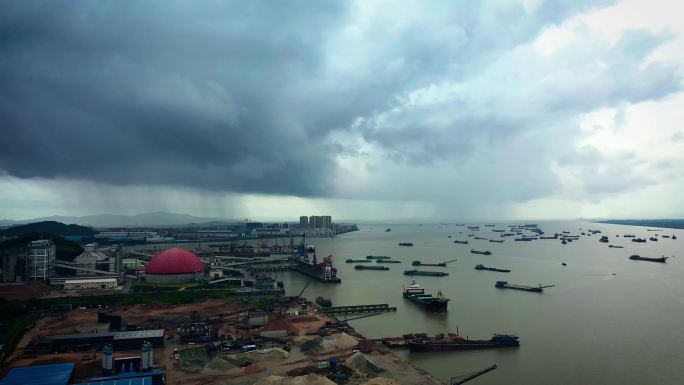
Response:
[[0, 221, 96, 237], [0, 211, 233, 227], [597, 219, 684, 230], [0, 233, 84, 261]]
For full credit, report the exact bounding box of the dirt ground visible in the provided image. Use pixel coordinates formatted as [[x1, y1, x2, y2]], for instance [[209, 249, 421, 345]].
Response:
[[4, 298, 444, 385], [0, 281, 65, 299]]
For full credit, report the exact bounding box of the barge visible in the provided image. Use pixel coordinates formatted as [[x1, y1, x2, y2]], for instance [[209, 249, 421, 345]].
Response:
[[399, 242, 414, 247], [377, 259, 402, 264], [411, 259, 456, 267], [403, 281, 449, 312], [475, 264, 510, 273], [407, 334, 519, 352], [356, 265, 390, 271], [404, 270, 449, 277], [471, 249, 492, 255], [366, 255, 390, 260], [629, 255, 668, 263], [346, 259, 370, 263], [453, 240, 469, 244], [495, 281, 553, 293]]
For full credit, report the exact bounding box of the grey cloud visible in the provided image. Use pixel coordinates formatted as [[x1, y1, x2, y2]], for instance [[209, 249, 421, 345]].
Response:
[[0, 0, 674, 207]]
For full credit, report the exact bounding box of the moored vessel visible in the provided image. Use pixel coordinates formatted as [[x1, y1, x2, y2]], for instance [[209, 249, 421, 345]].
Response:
[[407, 334, 519, 352], [404, 270, 449, 277], [495, 281, 554, 293], [316, 296, 332, 307], [629, 255, 668, 263], [475, 264, 510, 273], [346, 259, 370, 263], [471, 249, 492, 255], [356, 265, 390, 270], [403, 281, 449, 312], [294, 244, 341, 283]]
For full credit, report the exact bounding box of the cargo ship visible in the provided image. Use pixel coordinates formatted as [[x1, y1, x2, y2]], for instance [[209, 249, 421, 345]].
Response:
[[377, 259, 402, 264], [404, 270, 449, 277], [412, 261, 446, 267], [346, 259, 370, 263], [294, 244, 341, 283], [355, 265, 390, 271], [453, 240, 469, 244], [629, 255, 668, 263], [608, 245, 624, 248], [489, 239, 504, 243], [632, 238, 647, 243], [475, 264, 510, 273], [407, 334, 519, 352], [403, 281, 449, 312], [316, 297, 332, 307], [495, 281, 554, 293], [398, 242, 414, 247], [471, 249, 492, 255], [367, 255, 390, 260]]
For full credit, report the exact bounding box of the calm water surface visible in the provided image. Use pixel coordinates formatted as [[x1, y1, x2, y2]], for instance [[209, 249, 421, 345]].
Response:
[[276, 221, 684, 385]]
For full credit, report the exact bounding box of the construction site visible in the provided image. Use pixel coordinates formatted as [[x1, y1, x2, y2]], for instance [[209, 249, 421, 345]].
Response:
[[1, 290, 444, 385]]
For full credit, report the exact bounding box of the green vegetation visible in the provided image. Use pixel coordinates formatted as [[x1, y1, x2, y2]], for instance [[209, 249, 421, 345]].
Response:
[[0, 233, 84, 262], [597, 219, 684, 230], [0, 221, 96, 237], [178, 346, 208, 362], [0, 300, 38, 364], [10, 288, 239, 309]]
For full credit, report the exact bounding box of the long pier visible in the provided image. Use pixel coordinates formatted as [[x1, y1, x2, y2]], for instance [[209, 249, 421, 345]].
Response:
[[318, 304, 396, 314]]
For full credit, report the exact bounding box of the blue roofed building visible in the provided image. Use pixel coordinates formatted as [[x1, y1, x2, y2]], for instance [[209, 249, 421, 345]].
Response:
[[0, 363, 74, 385], [73, 377, 152, 385]]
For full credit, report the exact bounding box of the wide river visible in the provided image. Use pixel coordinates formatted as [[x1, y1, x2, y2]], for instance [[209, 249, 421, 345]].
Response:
[[274, 221, 683, 385]]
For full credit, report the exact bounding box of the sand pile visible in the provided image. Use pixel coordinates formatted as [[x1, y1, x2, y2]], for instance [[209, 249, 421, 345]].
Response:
[[345, 352, 385, 376], [243, 363, 266, 374], [262, 318, 298, 333], [204, 357, 236, 372], [254, 374, 336, 385], [226, 348, 289, 365], [300, 333, 358, 355]]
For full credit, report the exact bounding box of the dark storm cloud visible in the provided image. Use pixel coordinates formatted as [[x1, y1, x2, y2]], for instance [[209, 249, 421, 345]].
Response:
[[0, 1, 348, 196], [1, 0, 676, 202]]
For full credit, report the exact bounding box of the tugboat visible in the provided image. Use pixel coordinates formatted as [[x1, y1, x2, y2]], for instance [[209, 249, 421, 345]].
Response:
[[407, 334, 520, 352], [599, 236, 609, 243], [293, 243, 341, 283], [649, 237, 658, 242], [385, 228, 392, 232], [632, 238, 647, 243], [316, 297, 332, 307], [403, 281, 449, 312]]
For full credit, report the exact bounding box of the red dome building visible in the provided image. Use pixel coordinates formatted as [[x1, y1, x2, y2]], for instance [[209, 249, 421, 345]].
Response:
[[144, 248, 205, 283]]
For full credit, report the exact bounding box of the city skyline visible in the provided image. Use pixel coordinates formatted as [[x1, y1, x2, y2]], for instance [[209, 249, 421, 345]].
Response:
[[1, 0, 683, 221]]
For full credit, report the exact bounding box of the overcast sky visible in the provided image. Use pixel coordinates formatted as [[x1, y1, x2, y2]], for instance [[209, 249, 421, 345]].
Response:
[[1, 0, 683, 222]]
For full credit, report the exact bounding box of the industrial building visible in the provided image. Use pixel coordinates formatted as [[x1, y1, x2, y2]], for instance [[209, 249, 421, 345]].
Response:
[[143, 248, 204, 283], [0, 362, 74, 385], [64, 277, 118, 290], [26, 239, 56, 280], [36, 330, 164, 353]]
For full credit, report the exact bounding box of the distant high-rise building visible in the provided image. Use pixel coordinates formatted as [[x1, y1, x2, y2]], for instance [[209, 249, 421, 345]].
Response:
[[321, 216, 332, 229], [26, 239, 56, 280], [301, 215, 333, 230]]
